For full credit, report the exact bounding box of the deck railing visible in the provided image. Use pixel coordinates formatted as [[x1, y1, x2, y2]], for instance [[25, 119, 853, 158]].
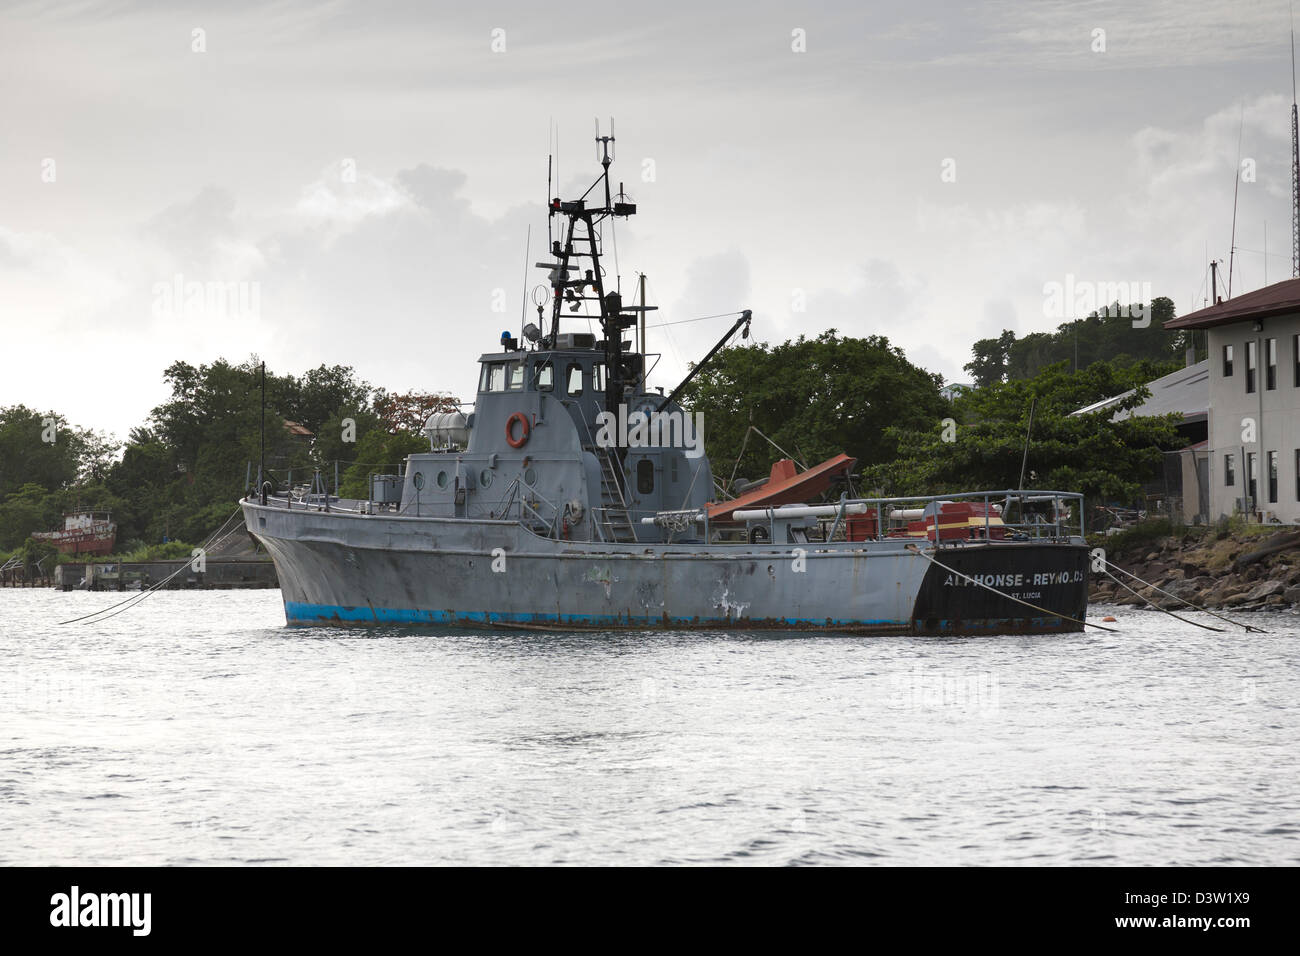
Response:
[[246, 486, 1086, 545]]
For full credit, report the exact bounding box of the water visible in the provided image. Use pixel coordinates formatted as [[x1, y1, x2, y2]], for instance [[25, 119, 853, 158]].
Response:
[[1, 589, 1297, 866]]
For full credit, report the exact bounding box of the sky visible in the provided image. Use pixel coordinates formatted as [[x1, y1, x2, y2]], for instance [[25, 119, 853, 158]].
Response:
[[3, 0, 1300, 440]]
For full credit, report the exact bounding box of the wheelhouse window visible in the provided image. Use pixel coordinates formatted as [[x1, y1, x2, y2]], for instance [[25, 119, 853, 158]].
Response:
[[566, 363, 583, 396], [1268, 450, 1279, 503], [592, 363, 604, 393], [636, 458, 655, 495], [479, 362, 509, 393], [1223, 344, 1234, 377], [1224, 454, 1235, 487], [1266, 338, 1277, 390], [1246, 341, 1257, 393], [508, 362, 524, 391], [534, 361, 554, 391]]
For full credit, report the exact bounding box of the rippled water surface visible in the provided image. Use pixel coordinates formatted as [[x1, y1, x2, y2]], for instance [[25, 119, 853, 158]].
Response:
[[1, 589, 1297, 865]]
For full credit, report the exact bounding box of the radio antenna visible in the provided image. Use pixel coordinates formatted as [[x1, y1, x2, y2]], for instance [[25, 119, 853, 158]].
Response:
[[1229, 102, 1244, 297], [1291, 6, 1299, 277], [519, 224, 530, 343]]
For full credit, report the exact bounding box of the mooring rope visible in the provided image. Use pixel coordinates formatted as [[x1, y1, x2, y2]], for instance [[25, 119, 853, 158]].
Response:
[[1103, 560, 1266, 634], [57, 507, 246, 626], [1100, 568, 1225, 632], [905, 544, 1117, 632]]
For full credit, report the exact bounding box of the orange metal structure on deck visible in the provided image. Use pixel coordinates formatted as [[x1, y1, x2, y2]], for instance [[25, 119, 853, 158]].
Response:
[[705, 453, 857, 523]]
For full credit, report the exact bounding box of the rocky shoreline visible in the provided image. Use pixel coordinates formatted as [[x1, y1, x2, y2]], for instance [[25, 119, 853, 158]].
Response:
[[1089, 526, 1300, 612]]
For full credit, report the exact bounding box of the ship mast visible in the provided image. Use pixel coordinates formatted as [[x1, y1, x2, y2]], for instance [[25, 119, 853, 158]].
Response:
[[542, 119, 644, 414]]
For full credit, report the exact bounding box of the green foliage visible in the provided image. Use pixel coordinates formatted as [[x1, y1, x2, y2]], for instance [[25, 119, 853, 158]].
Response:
[[677, 331, 947, 490], [103, 540, 196, 563], [0, 405, 88, 498], [0, 483, 59, 550], [1089, 518, 1178, 558], [315, 407, 383, 471], [965, 297, 1182, 386], [16, 536, 58, 574], [864, 359, 1184, 507], [0, 353, 453, 558], [339, 429, 430, 499], [965, 330, 1017, 390]]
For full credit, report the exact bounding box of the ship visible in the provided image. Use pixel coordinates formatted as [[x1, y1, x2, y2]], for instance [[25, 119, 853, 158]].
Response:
[[32, 511, 116, 557], [241, 127, 1090, 634]]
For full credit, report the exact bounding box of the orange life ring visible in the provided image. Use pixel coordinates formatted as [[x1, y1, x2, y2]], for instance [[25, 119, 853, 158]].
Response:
[[505, 412, 530, 448]]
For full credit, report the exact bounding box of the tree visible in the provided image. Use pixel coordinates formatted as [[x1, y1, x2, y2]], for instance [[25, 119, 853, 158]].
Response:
[[0, 406, 83, 498], [283, 363, 373, 435], [315, 407, 384, 472], [372, 389, 460, 434], [677, 330, 947, 491], [964, 330, 1016, 388], [965, 297, 1182, 386], [338, 429, 429, 499], [863, 359, 1184, 506], [0, 483, 59, 550]]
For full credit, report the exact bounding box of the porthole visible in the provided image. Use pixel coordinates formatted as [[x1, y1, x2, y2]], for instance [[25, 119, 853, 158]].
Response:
[[480, 469, 493, 488], [413, 472, 425, 490], [524, 466, 537, 485], [435, 470, 448, 489]]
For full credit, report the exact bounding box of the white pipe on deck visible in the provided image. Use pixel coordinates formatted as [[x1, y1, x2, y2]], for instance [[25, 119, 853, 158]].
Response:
[[731, 503, 869, 521]]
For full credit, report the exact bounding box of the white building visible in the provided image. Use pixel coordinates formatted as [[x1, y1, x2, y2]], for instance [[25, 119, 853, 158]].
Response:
[[1165, 279, 1300, 523]]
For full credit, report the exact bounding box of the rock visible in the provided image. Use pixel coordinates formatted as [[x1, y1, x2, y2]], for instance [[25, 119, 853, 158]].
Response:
[[1267, 593, 1286, 606], [1115, 588, 1149, 606], [1284, 585, 1300, 604], [1221, 590, 1253, 606], [1245, 580, 1285, 602], [1144, 551, 1159, 562], [1164, 578, 1203, 600]]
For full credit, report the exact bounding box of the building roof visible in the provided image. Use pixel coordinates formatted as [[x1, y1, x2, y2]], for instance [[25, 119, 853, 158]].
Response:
[[1071, 360, 1208, 423], [1164, 277, 1300, 330], [283, 420, 315, 437]]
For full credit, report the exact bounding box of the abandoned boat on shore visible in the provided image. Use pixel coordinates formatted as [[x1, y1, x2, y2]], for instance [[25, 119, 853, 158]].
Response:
[[241, 130, 1090, 634]]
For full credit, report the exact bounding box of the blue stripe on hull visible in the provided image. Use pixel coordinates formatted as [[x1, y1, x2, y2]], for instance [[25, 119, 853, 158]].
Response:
[[282, 601, 903, 630]]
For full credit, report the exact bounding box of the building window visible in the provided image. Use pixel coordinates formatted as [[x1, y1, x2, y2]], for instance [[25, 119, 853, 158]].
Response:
[[1224, 454, 1235, 487], [1269, 451, 1279, 502], [1266, 338, 1277, 390], [1223, 344, 1234, 377], [1294, 335, 1300, 386], [1247, 452, 1258, 505], [1246, 341, 1257, 393]]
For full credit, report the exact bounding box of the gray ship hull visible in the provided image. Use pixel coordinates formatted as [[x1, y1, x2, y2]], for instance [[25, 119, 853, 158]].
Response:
[[243, 502, 1090, 635]]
